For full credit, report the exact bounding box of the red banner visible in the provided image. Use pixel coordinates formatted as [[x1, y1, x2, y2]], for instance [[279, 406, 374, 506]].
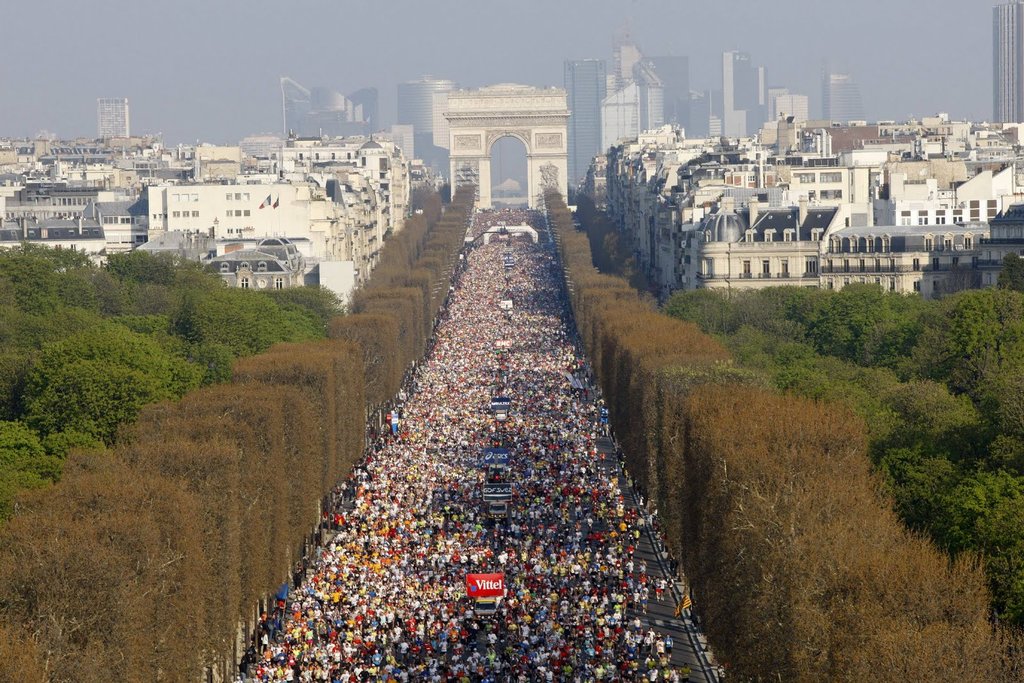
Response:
[[466, 573, 505, 599]]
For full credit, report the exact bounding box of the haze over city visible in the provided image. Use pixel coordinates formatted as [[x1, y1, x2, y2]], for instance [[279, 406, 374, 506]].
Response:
[[0, 0, 989, 142]]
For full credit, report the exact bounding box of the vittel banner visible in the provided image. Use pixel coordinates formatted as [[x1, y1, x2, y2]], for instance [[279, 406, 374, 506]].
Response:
[[466, 573, 505, 599]]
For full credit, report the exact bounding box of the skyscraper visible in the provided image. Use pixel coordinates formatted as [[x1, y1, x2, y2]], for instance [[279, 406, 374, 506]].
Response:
[[649, 56, 690, 131], [397, 76, 456, 171], [633, 61, 665, 133], [720, 52, 765, 138], [994, 0, 1024, 122], [822, 71, 865, 123], [564, 59, 607, 183], [97, 98, 129, 138]]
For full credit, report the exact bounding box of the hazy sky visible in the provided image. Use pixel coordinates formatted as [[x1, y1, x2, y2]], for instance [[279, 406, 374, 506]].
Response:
[[0, 0, 990, 144]]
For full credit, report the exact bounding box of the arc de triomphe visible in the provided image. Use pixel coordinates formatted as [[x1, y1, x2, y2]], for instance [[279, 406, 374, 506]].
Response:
[[445, 84, 569, 209]]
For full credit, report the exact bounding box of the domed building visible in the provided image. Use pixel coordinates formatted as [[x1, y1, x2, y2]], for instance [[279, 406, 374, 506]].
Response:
[[692, 195, 835, 289]]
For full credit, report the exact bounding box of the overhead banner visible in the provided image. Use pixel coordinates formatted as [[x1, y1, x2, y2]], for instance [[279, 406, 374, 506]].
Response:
[[482, 482, 512, 502], [466, 573, 505, 599], [481, 447, 510, 467]]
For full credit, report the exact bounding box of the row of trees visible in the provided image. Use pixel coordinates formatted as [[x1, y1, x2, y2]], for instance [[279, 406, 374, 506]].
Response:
[[0, 188, 474, 681], [665, 281, 1024, 627], [550, 191, 1024, 680], [0, 245, 339, 518]]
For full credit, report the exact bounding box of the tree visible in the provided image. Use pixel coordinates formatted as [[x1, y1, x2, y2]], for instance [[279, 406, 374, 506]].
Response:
[[999, 253, 1024, 292], [23, 323, 203, 443]]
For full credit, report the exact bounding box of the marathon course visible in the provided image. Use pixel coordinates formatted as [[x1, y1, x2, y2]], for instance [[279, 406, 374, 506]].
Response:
[[240, 207, 710, 682]]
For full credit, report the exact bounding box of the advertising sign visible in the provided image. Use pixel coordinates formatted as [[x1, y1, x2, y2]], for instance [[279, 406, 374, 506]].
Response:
[[482, 482, 512, 502], [481, 448, 510, 466], [466, 573, 505, 599]]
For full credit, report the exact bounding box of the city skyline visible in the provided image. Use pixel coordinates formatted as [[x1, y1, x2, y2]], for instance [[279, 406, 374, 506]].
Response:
[[0, 0, 991, 143]]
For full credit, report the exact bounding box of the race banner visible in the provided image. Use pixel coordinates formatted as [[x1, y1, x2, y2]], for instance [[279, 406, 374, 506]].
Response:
[[482, 482, 512, 502], [481, 447, 511, 467], [466, 573, 505, 599]]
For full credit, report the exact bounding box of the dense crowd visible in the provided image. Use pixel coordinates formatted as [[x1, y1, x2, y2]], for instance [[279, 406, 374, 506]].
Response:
[[238, 210, 692, 682]]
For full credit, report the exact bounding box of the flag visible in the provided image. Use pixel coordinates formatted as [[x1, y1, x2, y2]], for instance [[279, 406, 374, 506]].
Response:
[[674, 595, 692, 617], [259, 194, 271, 209], [273, 195, 279, 209]]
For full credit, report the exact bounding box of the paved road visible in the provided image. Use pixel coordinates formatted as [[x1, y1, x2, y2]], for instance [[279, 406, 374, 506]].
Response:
[[594, 435, 718, 682]]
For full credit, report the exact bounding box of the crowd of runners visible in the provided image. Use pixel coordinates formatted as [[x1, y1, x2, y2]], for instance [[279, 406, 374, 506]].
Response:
[[237, 209, 694, 682]]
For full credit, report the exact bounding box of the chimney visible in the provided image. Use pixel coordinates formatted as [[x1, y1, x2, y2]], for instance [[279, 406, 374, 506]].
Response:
[[721, 195, 735, 214], [749, 197, 761, 226], [799, 196, 808, 225]]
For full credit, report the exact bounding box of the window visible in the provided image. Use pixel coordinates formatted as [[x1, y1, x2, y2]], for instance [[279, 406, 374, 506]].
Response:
[[805, 259, 818, 274], [859, 259, 866, 272], [913, 280, 921, 292], [243, 193, 250, 201], [925, 237, 934, 251], [820, 172, 842, 183], [764, 230, 773, 242], [944, 238, 952, 251], [874, 258, 881, 271], [913, 258, 920, 271], [240, 277, 250, 289], [783, 230, 792, 242], [795, 173, 815, 183], [226, 193, 233, 201], [243, 209, 250, 217], [257, 262, 268, 272], [220, 262, 230, 272], [932, 257, 940, 270], [234, 193, 242, 200], [192, 211, 199, 218], [918, 217, 928, 226], [226, 210, 232, 217], [936, 215, 946, 225], [742, 260, 751, 278], [781, 259, 789, 277], [275, 277, 284, 290], [191, 194, 199, 202], [235, 210, 242, 217], [172, 211, 180, 218], [761, 260, 770, 276], [964, 235, 973, 249], [889, 279, 896, 292]]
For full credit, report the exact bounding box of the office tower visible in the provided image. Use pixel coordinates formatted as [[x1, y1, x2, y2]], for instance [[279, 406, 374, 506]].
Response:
[[349, 88, 379, 129], [397, 76, 456, 170], [390, 124, 415, 161], [97, 98, 129, 138], [281, 78, 374, 137], [601, 83, 640, 151], [634, 61, 665, 133], [995, 0, 1024, 122], [564, 59, 607, 183], [822, 71, 865, 123], [767, 88, 809, 123], [612, 31, 642, 91], [396, 76, 456, 138], [432, 91, 451, 150], [720, 51, 765, 137], [281, 77, 311, 136], [649, 56, 690, 131]]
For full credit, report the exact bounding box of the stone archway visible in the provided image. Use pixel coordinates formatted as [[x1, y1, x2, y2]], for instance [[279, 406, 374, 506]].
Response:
[[445, 84, 569, 209]]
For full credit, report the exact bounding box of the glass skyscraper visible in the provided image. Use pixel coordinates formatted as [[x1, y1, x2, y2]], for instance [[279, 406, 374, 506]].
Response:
[[564, 59, 607, 184]]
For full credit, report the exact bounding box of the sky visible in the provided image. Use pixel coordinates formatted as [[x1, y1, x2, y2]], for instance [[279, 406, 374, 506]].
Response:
[[0, 0, 991, 144]]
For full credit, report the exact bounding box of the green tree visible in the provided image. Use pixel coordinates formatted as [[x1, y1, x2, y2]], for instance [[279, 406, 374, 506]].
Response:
[[23, 323, 203, 443], [999, 253, 1024, 292]]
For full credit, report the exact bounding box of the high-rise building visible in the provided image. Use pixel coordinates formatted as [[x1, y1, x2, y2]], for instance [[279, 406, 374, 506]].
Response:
[[994, 0, 1024, 122], [649, 56, 690, 131], [634, 61, 665, 134], [720, 52, 765, 138], [564, 59, 607, 183], [612, 32, 642, 91], [822, 71, 865, 123], [766, 88, 809, 123], [601, 83, 640, 151], [396, 76, 456, 138], [97, 98, 129, 138], [349, 88, 379, 129], [397, 76, 456, 171], [281, 78, 375, 137]]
